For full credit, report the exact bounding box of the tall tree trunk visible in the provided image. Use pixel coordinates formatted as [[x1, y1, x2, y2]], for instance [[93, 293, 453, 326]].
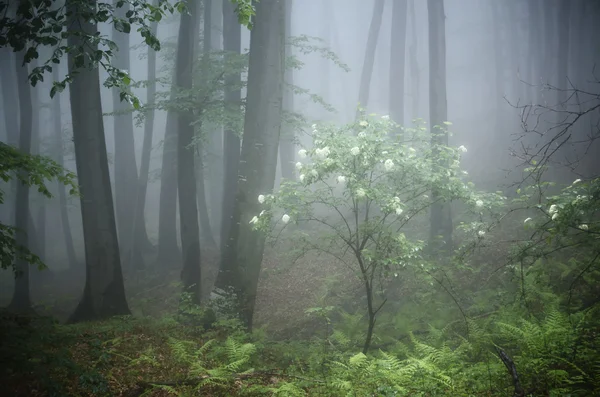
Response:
[[389, 0, 408, 135], [157, 112, 181, 267], [215, 0, 242, 294], [0, 48, 19, 226], [356, 0, 385, 118], [278, 0, 295, 180], [131, 0, 159, 269], [197, 0, 218, 250], [556, 0, 570, 107], [52, 65, 77, 269], [527, 0, 542, 104], [112, 0, 144, 269], [175, 0, 202, 303], [67, 0, 130, 322], [220, 0, 285, 329], [408, 0, 420, 120], [427, 0, 452, 253], [8, 51, 33, 312], [206, 0, 225, 243]]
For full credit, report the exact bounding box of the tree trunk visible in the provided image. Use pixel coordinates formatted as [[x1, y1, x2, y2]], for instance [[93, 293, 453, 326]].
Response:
[[427, 0, 452, 253], [52, 66, 77, 269], [67, 0, 130, 322], [408, 0, 420, 120], [175, 0, 202, 304], [197, 0, 218, 250], [157, 112, 181, 267], [556, 0, 570, 106], [131, 0, 159, 270], [8, 51, 33, 313], [205, 0, 225, 243], [278, 0, 295, 180], [389, 0, 408, 135], [215, 0, 242, 294], [221, 0, 285, 329], [356, 0, 385, 118], [0, 48, 19, 226], [112, 0, 144, 269]]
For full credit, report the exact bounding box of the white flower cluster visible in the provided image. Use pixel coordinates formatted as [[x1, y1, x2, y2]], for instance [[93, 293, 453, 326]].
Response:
[[314, 146, 330, 160], [549, 204, 559, 220], [391, 196, 403, 215], [250, 194, 290, 226], [384, 159, 394, 171]]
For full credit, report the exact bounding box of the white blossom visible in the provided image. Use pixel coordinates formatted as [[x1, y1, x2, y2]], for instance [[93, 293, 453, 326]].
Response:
[[552, 212, 559, 220], [298, 149, 307, 159], [281, 214, 290, 224], [549, 204, 558, 215], [249, 216, 258, 224], [350, 146, 360, 156], [409, 147, 416, 153], [384, 159, 394, 171], [381, 151, 388, 155], [259, 210, 266, 217], [423, 194, 429, 199], [462, 170, 469, 175], [382, 115, 390, 120], [311, 123, 317, 130], [357, 131, 366, 138], [393, 196, 401, 203], [475, 199, 484, 208], [524, 217, 532, 224], [572, 178, 582, 185], [310, 169, 319, 178], [258, 194, 265, 204], [359, 120, 368, 127], [315, 146, 330, 160], [394, 272, 398, 277], [299, 174, 305, 182], [295, 162, 303, 170], [478, 230, 485, 237], [579, 224, 589, 230], [395, 207, 404, 215], [356, 188, 366, 198], [443, 121, 453, 126], [337, 175, 346, 184], [458, 145, 467, 153]]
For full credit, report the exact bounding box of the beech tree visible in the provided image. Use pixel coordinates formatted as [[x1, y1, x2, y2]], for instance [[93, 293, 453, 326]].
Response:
[[427, 0, 453, 253], [67, 0, 130, 321], [218, 0, 285, 329]]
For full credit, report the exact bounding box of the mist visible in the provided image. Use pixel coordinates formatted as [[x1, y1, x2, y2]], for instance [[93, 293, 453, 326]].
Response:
[[1, 0, 599, 395]]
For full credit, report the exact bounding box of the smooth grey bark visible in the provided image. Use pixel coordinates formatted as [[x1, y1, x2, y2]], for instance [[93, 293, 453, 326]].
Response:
[[427, 0, 452, 253], [408, 0, 420, 120], [527, 0, 543, 104], [0, 48, 19, 226], [67, 0, 130, 322], [206, 0, 225, 242], [197, 0, 218, 250], [389, 0, 408, 135], [356, 0, 385, 118], [556, 0, 570, 106], [112, 0, 145, 269], [221, 0, 285, 329], [157, 112, 181, 267], [215, 0, 241, 292], [8, 51, 33, 312], [278, 0, 295, 180], [175, 0, 202, 303], [130, 0, 159, 269], [52, 66, 77, 269]]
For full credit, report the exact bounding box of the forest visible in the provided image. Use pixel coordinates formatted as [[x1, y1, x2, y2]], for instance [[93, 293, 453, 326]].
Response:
[[0, 0, 599, 395]]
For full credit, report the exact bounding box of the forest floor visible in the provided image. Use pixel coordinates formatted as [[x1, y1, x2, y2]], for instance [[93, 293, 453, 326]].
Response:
[[0, 245, 357, 396]]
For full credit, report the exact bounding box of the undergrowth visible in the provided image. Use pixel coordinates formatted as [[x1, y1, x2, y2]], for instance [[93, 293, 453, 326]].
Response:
[[2, 297, 599, 396]]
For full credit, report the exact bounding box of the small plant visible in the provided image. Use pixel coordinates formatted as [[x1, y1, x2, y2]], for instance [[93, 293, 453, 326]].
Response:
[[251, 115, 500, 353]]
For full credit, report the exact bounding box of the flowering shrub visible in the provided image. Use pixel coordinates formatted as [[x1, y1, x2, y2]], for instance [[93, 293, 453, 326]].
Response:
[[250, 115, 498, 352]]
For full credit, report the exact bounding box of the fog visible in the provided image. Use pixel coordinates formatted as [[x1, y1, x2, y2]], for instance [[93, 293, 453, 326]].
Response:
[[1, 0, 599, 394]]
